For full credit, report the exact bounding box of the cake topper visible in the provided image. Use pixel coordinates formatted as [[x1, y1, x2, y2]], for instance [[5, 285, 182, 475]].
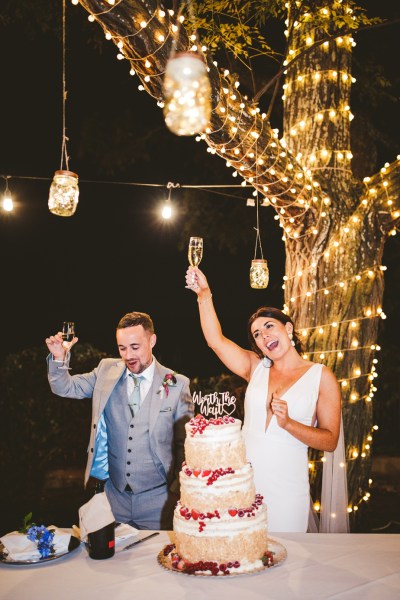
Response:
[[192, 391, 236, 418]]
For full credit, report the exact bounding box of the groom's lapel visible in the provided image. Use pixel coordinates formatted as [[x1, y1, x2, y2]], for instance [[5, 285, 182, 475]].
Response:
[[97, 361, 126, 418]]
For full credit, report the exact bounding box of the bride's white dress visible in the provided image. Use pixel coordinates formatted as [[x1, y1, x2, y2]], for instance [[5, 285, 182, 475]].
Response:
[[242, 361, 323, 532]]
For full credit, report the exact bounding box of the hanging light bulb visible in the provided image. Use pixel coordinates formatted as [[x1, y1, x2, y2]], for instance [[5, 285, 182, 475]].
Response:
[[2, 177, 14, 212], [163, 53, 211, 136], [162, 200, 172, 219], [250, 259, 269, 289], [161, 181, 178, 219], [49, 0, 79, 217], [48, 170, 79, 217]]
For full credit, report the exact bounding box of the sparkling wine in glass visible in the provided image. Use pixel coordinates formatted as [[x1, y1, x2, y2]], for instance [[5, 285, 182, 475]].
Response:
[[188, 237, 203, 268], [62, 321, 75, 350]]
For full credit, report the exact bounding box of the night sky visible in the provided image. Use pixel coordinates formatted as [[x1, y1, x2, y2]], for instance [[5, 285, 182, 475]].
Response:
[[0, 0, 399, 390]]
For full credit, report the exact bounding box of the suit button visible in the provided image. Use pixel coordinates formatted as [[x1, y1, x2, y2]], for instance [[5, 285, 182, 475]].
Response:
[[128, 449, 132, 453], [127, 473, 130, 477], [93, 424, 96, 429], [90, 448, 94, 453]]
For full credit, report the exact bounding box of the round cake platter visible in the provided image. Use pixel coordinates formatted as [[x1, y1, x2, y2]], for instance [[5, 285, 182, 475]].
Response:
[[157, 538, 287, 577]]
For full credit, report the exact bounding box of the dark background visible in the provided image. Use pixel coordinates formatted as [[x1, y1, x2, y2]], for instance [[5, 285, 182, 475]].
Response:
[[0, 1, 399, 533]]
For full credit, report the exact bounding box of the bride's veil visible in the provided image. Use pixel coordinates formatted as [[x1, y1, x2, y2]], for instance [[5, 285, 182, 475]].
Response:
[[308, 415, 350, 533]]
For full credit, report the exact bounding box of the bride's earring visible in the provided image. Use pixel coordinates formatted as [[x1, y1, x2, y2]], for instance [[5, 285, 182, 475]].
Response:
[[262, 356, 272, 367], [289, 332, 295, 347]]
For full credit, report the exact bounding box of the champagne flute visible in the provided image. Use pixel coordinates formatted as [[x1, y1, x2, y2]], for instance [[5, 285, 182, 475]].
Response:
[[62, 321, 75, 349], [57, 321, 75, 369], [188, 237, 203, 268], [188, 237, 203, 290]]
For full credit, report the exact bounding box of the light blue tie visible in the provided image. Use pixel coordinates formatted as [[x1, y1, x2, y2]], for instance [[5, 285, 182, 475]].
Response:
[[128, 374, 143, 417]]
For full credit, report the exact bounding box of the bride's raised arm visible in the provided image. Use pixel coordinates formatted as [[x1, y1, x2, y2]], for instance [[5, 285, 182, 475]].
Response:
[[185, 267, 258, 382]]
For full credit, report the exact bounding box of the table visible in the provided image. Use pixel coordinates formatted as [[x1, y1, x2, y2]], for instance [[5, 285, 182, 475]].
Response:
[[1, 532, 399, 600]]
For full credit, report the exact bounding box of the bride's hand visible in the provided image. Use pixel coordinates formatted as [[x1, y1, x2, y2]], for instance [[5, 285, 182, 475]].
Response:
[[185, 267, 210, 296], [271, 393, 289, 429]]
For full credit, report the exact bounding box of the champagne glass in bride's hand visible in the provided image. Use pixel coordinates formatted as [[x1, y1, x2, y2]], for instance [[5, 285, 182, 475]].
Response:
[[188, 237, 203, 268], [187, 237, 203, 289]]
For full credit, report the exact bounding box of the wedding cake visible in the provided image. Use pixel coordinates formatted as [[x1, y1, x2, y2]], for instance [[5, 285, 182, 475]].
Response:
[[164, 415, 271, 575]]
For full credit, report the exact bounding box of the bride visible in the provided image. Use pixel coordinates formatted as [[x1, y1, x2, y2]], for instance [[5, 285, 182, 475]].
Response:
[[186, 266, 348, 532]]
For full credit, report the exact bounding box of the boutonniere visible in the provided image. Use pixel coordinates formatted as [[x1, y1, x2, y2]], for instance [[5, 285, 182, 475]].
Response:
[[158, 373, 177, 399]]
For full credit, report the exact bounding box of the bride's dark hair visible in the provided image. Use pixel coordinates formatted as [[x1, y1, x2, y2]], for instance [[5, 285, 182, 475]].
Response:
[[247, 307, 303, 358]]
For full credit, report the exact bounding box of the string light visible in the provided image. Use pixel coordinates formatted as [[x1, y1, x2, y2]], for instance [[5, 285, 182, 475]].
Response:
[[161, 181, 179, 219], [2, 176, 14, 212]]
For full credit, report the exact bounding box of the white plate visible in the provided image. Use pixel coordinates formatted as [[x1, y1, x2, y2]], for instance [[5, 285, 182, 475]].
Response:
[[158, 537, 287, 576], [0, 535, 80, 565]]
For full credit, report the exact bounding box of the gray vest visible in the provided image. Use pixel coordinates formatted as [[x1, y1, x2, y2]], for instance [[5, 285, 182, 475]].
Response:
[[103, 375, 167, 493]]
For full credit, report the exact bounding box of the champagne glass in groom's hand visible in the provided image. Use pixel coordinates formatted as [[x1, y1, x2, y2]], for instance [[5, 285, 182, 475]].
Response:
[[61, 321, 75, 350], [57, 321, 77, 369], [45, 322, 78, 369]]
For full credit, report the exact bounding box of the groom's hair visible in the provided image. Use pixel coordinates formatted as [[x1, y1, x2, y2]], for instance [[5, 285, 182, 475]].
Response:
[[117, 311, 154, 334]]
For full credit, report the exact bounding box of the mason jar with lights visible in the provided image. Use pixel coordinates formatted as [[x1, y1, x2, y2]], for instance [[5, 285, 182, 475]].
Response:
[[48, 170, 79, 217], [250, 258, 269, 289], [163, 53, 211, 136]]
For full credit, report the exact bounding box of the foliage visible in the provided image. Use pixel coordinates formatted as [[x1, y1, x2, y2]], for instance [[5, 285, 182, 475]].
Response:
[[0, 343, 110, 488], [0, 0, 60, 35], [18, 512, 34, 533], [185, 0, 381, 66], [186, 0, 281, 64]]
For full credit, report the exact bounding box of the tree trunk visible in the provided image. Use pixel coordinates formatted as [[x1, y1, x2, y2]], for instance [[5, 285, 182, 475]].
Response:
[[78, 0, 400, 522]]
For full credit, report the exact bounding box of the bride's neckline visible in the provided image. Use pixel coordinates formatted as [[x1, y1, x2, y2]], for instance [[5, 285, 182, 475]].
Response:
[[267, 362, 318, 399]]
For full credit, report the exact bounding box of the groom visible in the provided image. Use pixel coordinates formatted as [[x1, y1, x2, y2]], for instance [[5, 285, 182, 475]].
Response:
[[46, 311, 193, 529]]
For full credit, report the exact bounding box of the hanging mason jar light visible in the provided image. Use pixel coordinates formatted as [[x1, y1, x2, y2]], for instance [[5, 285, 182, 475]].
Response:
[[49, 0, 79, 217], [250, 187, 269, 289], [163, 52, 211, 136], [250, 258, 269, 289], [48, 170, 79, 217]]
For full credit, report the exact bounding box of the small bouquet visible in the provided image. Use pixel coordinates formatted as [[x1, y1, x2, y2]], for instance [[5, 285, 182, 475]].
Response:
[[158, 373, 177, 399], [20, 513, 55, 559]]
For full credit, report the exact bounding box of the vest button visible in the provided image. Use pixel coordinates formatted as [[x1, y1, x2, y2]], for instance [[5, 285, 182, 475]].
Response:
[[93, 424, 96, 429], [90, 448, 94, 453], [127, 473, 130, 477], [130, 424, 134, 428], [128, 449, 132, 453], [127, 461, 131, 465], [129, 436, 132, 440]]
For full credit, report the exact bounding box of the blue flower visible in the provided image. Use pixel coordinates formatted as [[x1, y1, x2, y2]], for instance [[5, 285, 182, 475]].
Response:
[[26, 524, 55, 558]]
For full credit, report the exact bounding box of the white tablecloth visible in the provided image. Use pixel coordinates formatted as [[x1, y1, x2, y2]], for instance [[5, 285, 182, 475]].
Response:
[[1, 532, 399, 600]]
